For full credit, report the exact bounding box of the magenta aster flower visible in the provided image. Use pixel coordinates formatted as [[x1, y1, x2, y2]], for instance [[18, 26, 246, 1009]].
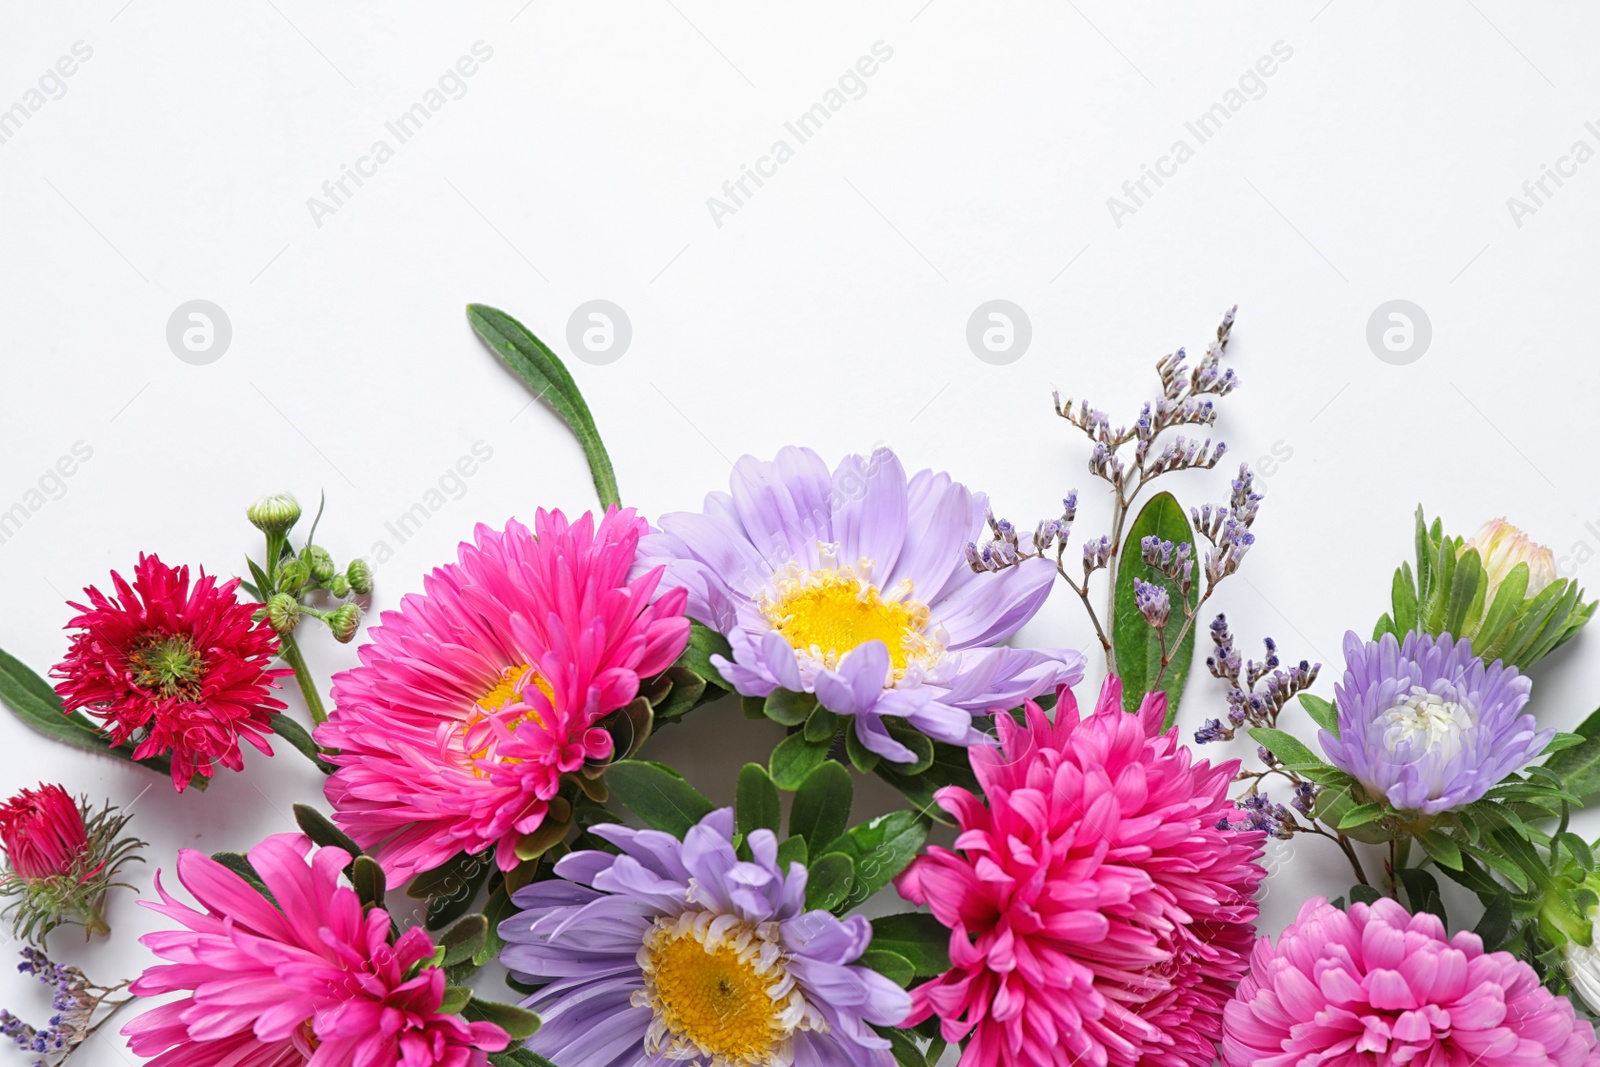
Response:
[[895, 677, 1266, 1067], [635, 446, 1083, 762], [52, 553, 289, 792], [316, 508, 690, 882], [499, 807, 911, 1067], [1320, 630, 1550, 814], [1221, 896, 1600, 1066], [121, 833, 509, 1067], [0, 784, 89, 882]]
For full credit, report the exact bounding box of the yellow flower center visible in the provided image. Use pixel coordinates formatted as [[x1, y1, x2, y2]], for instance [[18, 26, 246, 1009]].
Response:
[[633, 911, 818, 1067], [461, 664, 553, 774], [760, 563, 935, 675]]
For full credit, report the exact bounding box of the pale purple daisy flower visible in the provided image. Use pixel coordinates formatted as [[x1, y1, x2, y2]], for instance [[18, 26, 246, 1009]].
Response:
[[633, 446, 1084, 763], [499, 808, 911, 1067], [1319, 629, 1550, 814]]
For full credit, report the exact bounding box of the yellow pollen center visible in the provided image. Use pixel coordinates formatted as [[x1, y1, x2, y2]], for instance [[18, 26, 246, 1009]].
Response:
[[762, 568, 931, 673], [634, 912, 817, 1067], [462, 664, 552, 774]]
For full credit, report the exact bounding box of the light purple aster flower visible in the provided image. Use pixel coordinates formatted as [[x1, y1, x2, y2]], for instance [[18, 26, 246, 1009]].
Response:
[[633, 446, 1084, 763], [1319, 629, 1550, 814], [499, 807, 911, 1067]]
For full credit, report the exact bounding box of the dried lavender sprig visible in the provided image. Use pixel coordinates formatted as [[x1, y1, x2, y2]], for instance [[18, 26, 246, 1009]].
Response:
[[1197, 613, 1320, 745]]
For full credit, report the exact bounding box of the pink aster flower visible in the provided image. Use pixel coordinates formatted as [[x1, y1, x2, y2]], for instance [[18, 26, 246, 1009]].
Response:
[[1222, 896, 1600, 1067], [896, 676, 1266, 1067], [122, 833, 509, 1067], [52, 553, 289, 792], [315, 508, 691, 883]]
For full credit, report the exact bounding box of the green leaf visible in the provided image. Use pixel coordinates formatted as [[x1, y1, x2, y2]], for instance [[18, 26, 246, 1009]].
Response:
[[1111, 492, 1201, 718], [776, 834, 808, 869], [1337, 802, 1385, 830], [467, 303, 618, 508], [1298, 693, 1339, 736], [426, 858, 491, 930], [789, 761, 853, 852], [803, 706, 841, 743], [440, 985, 474, 1015], [805, 851, 856, 912], [1396, 867, 1445, 922], [1391, 562, 1419, 634], [648, 666, 709, 722], [1349, 883, 1383, 905], [1545, 733, 1588, 755], [474, 883, 516, 968], [463, 999, 542, 1040], [676, 623, 732, 689], [1545, 715, 1600, 806], [765, 689, 816, 727], [212, 851, 276, 904], [736, 763, 782, 838], [488, 1050, 559, 1067], [1446, 548, 1484, 635], [352, 855, 386, 910], [875, 1023, 931, 1067], [830, 811, 929, 909], [1476, 560, 1530, 650], [1558, 831, 1596, 872], [770, 731, 832, 790], [1474, 892, 1514, 950], [845, 725, 880, 774], [438, 914, 488, 967], [294, 803, 362, 860], [860, 948, 916, 988], [1248, 727, 1324, 771], [269, 712, 335, 773], [409, 850, 486, 899], [606, 761, 715, 838], [869, 912, 952, 977], [881, 721, 935, 775], [1418, 830, 1463, 871], [0, 646, 176, 780]]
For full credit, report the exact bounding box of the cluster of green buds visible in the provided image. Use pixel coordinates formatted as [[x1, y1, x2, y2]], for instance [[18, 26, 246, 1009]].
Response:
[[1376, 508, 1595, 670], [246, 493, 370, 645]]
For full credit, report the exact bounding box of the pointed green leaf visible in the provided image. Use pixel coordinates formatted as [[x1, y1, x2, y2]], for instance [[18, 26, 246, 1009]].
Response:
[[1248, 727, 1324, 770], [438, 914, 488, 967], [830, 811, 929, 909], [1298, 694, 1339, 736], [860, 948, 916, 988], [606, 760, 715, 838], [0, 646, 176, 780], [270, 713, 335, 774], [1111, 492, 1201, 717], [463, 999, 542, 1040], [1418, 830, 1463, 870], [676, 623, 732, 689], [467, 303, 618, 508], [294, 803, 362, 859], [1391, 563, 1418, 634], [869, 912, 952, 977]]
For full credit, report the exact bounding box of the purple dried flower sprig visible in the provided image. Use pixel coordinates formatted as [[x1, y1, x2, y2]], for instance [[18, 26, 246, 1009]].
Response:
[[1, 948, 130, 1067]]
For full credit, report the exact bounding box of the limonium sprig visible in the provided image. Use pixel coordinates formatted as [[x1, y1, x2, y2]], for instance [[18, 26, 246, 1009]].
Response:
[[0, 947, 132, 1067], [965, 307, 1254, 714]]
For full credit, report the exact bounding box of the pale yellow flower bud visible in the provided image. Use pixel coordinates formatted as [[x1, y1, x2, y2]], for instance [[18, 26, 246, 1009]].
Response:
[[1462, 518, 1556, 598]]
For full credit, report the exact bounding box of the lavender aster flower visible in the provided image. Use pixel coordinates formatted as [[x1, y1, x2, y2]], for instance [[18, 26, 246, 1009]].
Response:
[[1319, 630, 1550, 814], [499, 808, 911, 1067], [634, 446, 1083, 763]]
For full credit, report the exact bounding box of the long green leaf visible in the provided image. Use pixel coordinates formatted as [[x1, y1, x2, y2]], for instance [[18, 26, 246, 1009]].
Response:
[[606, 760, 714, 838], [1111, 492, 1200, 717], [0, 646, 175, 780], [789, 761, 853, 852], [467, 303, 619, 508]]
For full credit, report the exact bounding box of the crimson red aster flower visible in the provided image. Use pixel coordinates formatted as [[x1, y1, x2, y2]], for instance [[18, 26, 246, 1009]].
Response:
[[0, 784, 89, 881], [52, 553, 289, 792]]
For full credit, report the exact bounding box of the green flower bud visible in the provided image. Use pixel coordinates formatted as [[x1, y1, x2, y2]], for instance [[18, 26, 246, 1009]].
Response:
[[327, 602, 362, 644], [329, 575, 350, 598], [247, 493, 301, 535], [276, 558, 310, 595], [345, 558, 374, 596], [304, 545, 336, 583], [266, 593, 300, 634]]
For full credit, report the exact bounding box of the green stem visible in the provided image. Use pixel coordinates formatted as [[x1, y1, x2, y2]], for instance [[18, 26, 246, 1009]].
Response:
[[278, 632, 328, 725]]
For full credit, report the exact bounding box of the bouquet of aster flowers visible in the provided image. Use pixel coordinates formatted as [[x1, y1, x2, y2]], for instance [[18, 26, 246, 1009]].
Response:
[[3, 304, 1600, 1067]]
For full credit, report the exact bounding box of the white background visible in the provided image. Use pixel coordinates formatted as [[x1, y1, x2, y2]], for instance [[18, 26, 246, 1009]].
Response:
[[5, 2, 1600, 1063]]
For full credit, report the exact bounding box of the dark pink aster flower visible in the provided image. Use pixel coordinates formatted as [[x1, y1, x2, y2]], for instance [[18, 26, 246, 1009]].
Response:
[[896, 677, 1266, 1067], [52, 553, 290, 792], [0, 784, 89, 881], [122, 833, 509, 1067], [1222, 896, 1600, 1067]]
